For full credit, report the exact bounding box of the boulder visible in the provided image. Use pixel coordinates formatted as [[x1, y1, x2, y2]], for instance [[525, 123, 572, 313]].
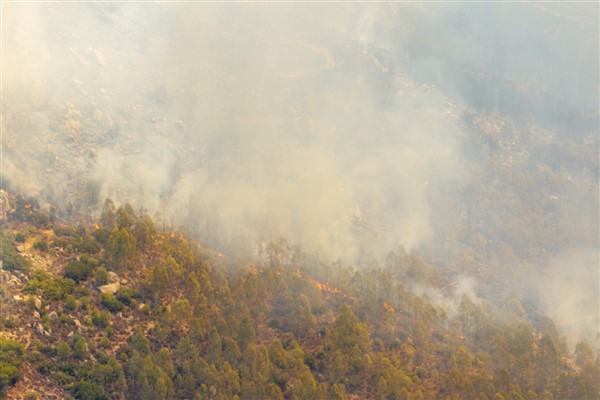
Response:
[[35, 323, 48, 336], [99, 282, 120, 294], [73, 319, 84, 334], [49, 311, 58, 321], [108, 271, 119, 283], [32, 296, 42, 310]]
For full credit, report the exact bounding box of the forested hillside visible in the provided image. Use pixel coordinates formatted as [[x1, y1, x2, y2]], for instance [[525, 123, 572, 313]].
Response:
[[1, 191, 598, 400], [2, 3, 598, 400]]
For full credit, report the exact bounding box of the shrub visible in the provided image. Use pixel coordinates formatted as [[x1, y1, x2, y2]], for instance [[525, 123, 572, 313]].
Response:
[[105, 325, 114, 338], [99, 337, 111, 349], [54, 225, 76, 237], [79, 296, 91, 311], [0, 234, 31, 273], [31, 277, 75, 301], [0, 337, 24, 396], [115, 287, 137, 306], [64, 261, 92, 283], [72, 336, 88, 360], [56, 341, 72, 361], [79, 253, 99, 267], [74, 286, 90, 298], [95, 267, 109, 286], [92, 309, 110, 328], [50, 370, 73, 386], [25, 390, 39, 400], [33, 240, 49, 252], [37, 360, 54, 374], [72, 380, 108, 400], [100, 293, 124, 313], [35, 278, 75, 300], [54, 236, 75, 249], [75, 236, 101, 254], [30, 210, 50, 228], [23, 269, 51, 294], [93, 229, 110, 245], [15, 233, 25, 243], [65, 295, 77, 311]]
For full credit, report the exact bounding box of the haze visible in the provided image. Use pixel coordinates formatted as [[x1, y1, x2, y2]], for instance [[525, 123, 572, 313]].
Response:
[[2, 3, 598, 347]]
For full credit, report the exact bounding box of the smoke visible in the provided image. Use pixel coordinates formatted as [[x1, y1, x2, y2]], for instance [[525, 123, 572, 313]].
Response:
[[414, 275, 482, 319], [537, 248, 599, 350], [2, 3, 467, 262], [2, 2, 598, 272], [2, 0, 598, 301]]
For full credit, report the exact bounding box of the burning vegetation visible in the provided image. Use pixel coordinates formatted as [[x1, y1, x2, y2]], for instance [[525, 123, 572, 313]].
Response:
[[0, 193, 598, 400]]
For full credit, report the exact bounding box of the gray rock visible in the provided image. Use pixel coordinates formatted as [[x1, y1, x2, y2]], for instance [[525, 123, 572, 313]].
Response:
[[49, 311, 58, 321]]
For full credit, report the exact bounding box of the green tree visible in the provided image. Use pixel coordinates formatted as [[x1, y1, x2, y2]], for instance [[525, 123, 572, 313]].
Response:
[[574, 340, 593, 367], [133, 212, 156, 252], [207, 327, 222, 363], [56, 341, 71, 361], [107, 227, 137, 269], [238, 314, 256, 352], [72, 380, 108, 400], [100, 199, 116, 231], [72, 335, 88, 360], [116, 203, 137, 230], [0, 337, 24, 398], [128, 325, 152, 356], [126, 353, 173, 400]]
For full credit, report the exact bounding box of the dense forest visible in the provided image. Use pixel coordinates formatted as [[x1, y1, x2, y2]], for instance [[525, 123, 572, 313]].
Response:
[[1, 191, 598, 400]]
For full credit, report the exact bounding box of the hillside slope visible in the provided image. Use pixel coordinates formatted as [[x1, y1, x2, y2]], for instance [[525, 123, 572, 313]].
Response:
[[1, 191, 598, 400]]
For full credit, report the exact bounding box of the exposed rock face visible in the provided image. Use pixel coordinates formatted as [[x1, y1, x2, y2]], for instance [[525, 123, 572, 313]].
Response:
[[99, 282, 120, 294]]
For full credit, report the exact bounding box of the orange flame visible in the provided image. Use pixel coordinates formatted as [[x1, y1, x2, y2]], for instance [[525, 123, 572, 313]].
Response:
[[309, 278, 356, 300], [383, 302, 395, 314]]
